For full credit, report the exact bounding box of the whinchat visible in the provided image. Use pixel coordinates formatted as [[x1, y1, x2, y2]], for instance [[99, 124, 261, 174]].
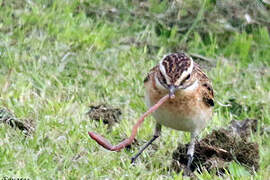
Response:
[[131, 52, 214, 170]]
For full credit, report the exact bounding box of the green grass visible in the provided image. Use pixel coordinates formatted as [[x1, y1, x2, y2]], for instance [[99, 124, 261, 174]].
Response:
[[0, 0, 270, 179]]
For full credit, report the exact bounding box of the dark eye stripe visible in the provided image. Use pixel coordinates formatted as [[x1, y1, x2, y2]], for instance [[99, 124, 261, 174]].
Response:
[[185, 74, 191, 80], [158, 71, 168, 87], [160, 72, 167, 83], [180, 74, 191, 85]]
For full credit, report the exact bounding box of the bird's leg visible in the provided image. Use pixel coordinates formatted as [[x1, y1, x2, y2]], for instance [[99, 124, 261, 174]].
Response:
[[187, 131, 198, 170], [131, 123, 162, 164]]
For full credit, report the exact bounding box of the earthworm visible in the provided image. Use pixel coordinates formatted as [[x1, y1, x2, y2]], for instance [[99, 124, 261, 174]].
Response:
[[88, 94, 171, 151]]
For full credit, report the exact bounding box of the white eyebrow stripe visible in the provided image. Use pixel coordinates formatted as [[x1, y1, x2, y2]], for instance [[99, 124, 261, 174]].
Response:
[[183, 79, 198, 92], [179, 57, 194, 82], [187, 58, 194, 74]]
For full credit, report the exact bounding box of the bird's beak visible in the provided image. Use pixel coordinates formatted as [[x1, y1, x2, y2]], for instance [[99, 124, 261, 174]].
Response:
[[169, 85, 176, 99]]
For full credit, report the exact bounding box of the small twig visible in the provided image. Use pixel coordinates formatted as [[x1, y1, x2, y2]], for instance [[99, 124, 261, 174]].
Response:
[[189, 53, 215, 63], [200, 142, 232, 159], [216, 100, 232, 107], [88, 94, 170, 151]]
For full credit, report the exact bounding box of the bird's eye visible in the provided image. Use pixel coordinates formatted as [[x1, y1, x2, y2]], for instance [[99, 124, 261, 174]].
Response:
[[180, 74, 191, 85]]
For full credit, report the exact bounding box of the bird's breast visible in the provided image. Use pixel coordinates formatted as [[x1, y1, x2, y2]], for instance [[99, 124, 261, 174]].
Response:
[[144, 80, 212, 132]]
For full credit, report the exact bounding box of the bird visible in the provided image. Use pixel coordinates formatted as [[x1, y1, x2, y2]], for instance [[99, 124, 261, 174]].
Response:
[[131, 52, 214, 170]]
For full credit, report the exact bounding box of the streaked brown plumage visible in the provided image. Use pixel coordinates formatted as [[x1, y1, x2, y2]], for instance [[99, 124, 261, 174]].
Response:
[[132, 53, 214, 169]]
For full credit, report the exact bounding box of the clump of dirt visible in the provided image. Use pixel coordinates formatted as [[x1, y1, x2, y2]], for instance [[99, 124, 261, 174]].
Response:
[[171, 119, 260, 176], [87, 104, 122, 127], [0, 107, 34, 135]]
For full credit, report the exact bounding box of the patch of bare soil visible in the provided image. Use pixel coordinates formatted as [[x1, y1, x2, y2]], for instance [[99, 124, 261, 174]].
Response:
[[171, 119, 260, 176], [87, 104, 122, 127], [0, 107, 34, 135]]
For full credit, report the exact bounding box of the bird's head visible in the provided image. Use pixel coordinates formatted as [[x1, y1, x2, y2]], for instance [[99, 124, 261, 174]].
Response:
[[155, 53, 196, 98]]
